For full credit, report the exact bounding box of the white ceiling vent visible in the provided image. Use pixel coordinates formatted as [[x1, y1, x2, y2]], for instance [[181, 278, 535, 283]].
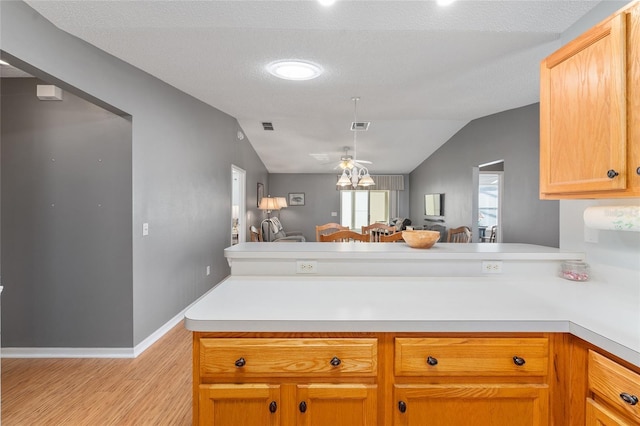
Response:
[[351, 121, 370, 131], [262, 122, 274, 131]]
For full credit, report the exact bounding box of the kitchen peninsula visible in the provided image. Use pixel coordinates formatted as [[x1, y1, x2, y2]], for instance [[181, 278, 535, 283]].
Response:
[[186, 243, 640, 425]]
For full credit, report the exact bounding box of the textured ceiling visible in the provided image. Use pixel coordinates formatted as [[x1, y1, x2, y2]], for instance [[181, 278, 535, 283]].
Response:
[[25, 0, 601, 174]]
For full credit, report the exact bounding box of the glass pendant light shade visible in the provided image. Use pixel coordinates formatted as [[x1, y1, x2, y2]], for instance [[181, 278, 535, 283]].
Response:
[[337, 171, 352, 186], [357, 168, 375, 187]]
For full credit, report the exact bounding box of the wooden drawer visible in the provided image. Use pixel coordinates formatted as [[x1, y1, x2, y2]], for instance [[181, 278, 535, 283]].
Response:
[[200, 338, 377, 377], [395, 337, 548, 377], [589, 350, 640, 423]]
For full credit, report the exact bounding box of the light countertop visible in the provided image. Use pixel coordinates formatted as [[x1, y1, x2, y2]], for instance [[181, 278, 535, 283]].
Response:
[[185, 275, 640, 367], [224, 242, 585, 261]]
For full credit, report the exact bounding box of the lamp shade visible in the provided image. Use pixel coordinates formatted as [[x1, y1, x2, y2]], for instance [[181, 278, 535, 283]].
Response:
[[275, 197, 288, 209], [259, 197, 280, 211]]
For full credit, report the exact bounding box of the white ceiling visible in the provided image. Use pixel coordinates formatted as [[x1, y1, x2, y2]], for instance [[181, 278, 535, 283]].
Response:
[[25, 0, 601, 174]]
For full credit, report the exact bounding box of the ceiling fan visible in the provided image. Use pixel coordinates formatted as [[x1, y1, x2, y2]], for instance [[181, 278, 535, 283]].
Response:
[[336, 97, 375, 188]]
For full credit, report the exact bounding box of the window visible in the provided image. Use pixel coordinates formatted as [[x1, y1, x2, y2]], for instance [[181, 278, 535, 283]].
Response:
[[340, 190, 389, 230]]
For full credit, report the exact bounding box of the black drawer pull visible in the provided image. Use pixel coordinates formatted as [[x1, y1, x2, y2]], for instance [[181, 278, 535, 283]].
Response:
[[234, 357, 246, 367], [299, 401, 307, 413], [269, 401, 277, 413], [330, 356, 341, 366], [620, 392, 639, 406], [398, 400, 407, 413], [513, 356, 526, 366], [426, 356, 438, 366], [607, 169, 619, 179]]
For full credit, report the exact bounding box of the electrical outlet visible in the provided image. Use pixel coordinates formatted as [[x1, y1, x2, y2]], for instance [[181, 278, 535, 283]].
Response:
[[142, 222, 149, 236], [481, 260, 503, 274], [206, 266, 211, 276], [296, 260, 318, 274]]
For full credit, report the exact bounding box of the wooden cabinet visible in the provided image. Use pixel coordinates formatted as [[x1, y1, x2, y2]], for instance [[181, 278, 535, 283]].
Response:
[[392, 337, 550, 426], [194, 333, 640, 425], [587, 398, 636, 425], [587, 350, 640, 425], [194, 336, 378, 425], [199, 384, 281, 425], [393, 384, 548, 426], [539, 2, 640, 199]]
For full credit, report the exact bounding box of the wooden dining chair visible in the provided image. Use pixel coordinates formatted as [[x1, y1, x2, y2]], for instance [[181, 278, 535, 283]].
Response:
[[249, 225, 263, 242], [488, 225, 497, 243], [319, 230, 368, 242], [379, 232, 404, 243], [361, 223, 397, 242], [315, 223, 349, 241], [447, 226, 472, 243]]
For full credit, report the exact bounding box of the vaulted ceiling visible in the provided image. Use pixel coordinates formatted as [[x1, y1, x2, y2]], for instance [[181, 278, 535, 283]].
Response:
[[25, 0, 603, 174]]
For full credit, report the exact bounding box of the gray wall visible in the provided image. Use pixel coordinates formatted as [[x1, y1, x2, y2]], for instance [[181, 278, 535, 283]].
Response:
[[410, 103, 559, 247], [1, 1, 268, 347], [268, 174, 410, 241], [1, 78, 133, 346]]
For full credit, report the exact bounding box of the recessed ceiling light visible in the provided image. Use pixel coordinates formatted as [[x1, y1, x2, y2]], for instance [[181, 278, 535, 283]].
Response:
[[437, 0, 456, 5], [318, 0, 337, 6], [267, 60, 323, 81]]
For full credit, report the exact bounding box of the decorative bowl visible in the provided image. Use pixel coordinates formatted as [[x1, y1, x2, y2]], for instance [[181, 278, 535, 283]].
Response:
[[402, 230, 440, 249]]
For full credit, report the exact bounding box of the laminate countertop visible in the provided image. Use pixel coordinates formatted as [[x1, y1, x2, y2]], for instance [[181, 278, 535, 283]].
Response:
[[185, 275, 640, 367]]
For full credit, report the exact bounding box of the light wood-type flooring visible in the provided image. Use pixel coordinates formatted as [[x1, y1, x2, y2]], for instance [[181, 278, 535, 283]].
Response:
[[2, 321, 192, 425]]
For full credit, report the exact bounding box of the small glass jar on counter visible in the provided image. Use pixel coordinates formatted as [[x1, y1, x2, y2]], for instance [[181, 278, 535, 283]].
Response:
[[560, 261, 590, 281]]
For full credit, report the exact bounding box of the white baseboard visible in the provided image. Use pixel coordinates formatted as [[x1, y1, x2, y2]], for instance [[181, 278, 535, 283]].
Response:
[[1, 307, 188, 359]]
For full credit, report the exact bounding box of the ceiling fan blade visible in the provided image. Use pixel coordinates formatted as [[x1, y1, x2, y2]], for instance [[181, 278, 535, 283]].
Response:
[[354, 159, 372, 165]]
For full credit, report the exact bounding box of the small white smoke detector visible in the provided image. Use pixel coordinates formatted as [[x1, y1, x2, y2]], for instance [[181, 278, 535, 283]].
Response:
[[37, 85, 63, 101]]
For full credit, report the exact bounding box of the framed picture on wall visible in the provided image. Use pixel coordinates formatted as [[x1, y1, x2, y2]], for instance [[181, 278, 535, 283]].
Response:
[[257, 182, 264, 208], [288, 192, 305, 206]]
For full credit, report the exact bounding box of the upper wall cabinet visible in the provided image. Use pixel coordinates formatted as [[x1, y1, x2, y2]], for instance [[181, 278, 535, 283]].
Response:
[[540, 1, 639, 199]]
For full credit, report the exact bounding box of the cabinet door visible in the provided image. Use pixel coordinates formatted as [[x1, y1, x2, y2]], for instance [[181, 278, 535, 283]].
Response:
[[296, 384, 377, 426], [393, 384, 548, 426], [628, 3, 640, 194], [199, 384, 280, 426], [587, 398, 635, 426], [540, 12, 627, 196]]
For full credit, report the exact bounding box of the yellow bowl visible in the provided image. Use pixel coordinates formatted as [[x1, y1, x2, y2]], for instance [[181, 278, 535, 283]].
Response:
[[402, 230, 440, 249]]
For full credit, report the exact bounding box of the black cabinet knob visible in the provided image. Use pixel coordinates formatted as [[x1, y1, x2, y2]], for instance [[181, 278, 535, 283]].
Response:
[[607, 169, 619, 179], [234, 357, 246, 367], [269, 401, 277, 413], [299, 401, 307, 413], [426, 356, 438, 366], [636, 166, 640, 175], [330, 356, 341, 367], [620, 392, 639, 406], [398, 401, 407, 413], [513, 356, 526, 366]]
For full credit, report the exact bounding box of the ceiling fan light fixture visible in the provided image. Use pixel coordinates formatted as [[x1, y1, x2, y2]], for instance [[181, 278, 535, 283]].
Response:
[[267, 60, 323, 81], [357, 169, 375, 187], [337, 170, 352, 187]]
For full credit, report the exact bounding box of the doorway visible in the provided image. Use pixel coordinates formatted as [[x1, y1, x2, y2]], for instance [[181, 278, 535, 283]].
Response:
[[472, 160, 503, 243], [231, 165, 246, 245]]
